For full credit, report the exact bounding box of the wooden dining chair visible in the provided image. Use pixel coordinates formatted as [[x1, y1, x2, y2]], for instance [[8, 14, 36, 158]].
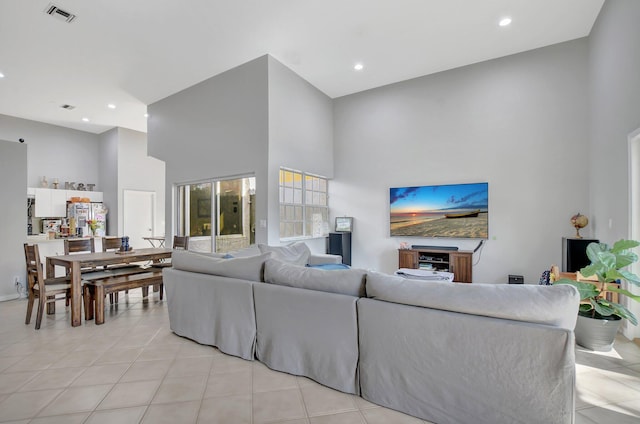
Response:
[[173, 235, 189, 250], [151, 235, 189, 270], [101, 236, 122, 252], [24, 244, 71, 330], [101, 236, 149, 303], [62, 238, 98, 301], [64, 237, 96, 255]]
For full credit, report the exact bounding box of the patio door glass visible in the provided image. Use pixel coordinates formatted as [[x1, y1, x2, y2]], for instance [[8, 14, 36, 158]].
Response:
[[176, 176, 255, 253]]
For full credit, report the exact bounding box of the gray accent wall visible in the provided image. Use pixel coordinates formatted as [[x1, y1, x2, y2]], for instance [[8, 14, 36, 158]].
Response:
[[267, 56, 334, 248], [148, 56, 270, 243], [148, 55, 334, 249], [589, 0, 640, 241], [588, 0, 640, 339], [0, 114, 100, 189], [332, 39, 591, 282], [99, 128, 118, 235], [0, 140, 27, 300]]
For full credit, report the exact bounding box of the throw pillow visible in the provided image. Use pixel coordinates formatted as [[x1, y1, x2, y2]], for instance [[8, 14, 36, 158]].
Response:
[[258, 242, 311, 266], [307, 263, 351, 270]]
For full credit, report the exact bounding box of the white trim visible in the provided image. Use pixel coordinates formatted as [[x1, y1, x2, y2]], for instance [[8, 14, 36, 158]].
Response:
[[0, 294, 20, 302], [626, 126, 640, 341]]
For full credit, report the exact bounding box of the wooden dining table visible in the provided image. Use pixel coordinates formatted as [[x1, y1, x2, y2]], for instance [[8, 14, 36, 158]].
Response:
[[46, 247, 173, 327]]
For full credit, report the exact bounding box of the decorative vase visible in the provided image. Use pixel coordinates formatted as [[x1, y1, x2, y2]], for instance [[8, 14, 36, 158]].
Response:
[[574, 313, 622, 351]]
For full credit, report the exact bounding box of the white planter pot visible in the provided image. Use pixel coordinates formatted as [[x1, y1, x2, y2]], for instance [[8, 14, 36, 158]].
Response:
[[574, 314, 622, 352]]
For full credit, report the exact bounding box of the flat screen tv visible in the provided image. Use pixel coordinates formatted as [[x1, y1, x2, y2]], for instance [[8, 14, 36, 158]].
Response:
[[390, 182, 488, 239]]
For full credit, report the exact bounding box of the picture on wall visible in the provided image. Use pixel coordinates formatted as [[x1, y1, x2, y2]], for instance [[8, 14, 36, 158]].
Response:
[[389, 182, 488, 239]]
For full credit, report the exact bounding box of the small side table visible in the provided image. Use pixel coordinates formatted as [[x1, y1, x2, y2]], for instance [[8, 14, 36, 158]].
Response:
[[143, 236, 166, 248]]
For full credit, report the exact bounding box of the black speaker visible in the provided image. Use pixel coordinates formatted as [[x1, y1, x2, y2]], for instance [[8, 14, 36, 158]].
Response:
[[508, 274, 524, 284], [562, 238, 598, 272], [327, 232, 352, 265]]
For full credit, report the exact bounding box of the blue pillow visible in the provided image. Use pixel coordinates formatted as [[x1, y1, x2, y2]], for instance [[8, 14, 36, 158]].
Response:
[[306, 263, 350, 270], [222, 254, 234, 259]]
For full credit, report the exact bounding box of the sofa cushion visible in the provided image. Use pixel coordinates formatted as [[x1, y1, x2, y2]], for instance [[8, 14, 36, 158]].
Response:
[[366, 272, 580, 329], [258, 242, 311, 266], [264, 259, 366, 297], [171, 250, 271, 282]]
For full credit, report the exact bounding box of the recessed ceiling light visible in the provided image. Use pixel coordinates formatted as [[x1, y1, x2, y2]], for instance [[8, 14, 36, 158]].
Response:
[[0, 72, 4, 78], [82, 117, 90, 122], [499, 17, 512, 27], [354, 63, 364, 71], [107, 103, 116, 109], [144, 113, 149, 118]]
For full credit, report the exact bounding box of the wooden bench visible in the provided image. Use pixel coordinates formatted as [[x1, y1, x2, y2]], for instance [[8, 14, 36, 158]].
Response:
[[83, 266, 157, 304], [83, 270, 164, 324]]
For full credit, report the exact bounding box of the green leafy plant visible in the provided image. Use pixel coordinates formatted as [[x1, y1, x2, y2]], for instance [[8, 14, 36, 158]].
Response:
[[555, 239, 640, 325]]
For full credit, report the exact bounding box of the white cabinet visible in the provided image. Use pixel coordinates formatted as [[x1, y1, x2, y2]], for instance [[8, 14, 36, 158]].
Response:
[[66, 190, 103, 202], [34, 188, 49, 216], [33, 188, 104, 217], [87, 191, 103, 202], [34, 188, 67, 217]]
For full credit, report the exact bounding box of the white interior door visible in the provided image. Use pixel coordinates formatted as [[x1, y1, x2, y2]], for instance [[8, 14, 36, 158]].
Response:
[[123, 190, 155, 250]]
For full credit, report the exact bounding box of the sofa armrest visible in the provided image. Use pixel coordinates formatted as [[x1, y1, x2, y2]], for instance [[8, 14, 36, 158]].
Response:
[[308, 253, 342, 265]]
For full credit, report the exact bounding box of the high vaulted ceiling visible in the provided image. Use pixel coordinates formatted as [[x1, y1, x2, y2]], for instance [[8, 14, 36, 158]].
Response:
[[0, 0, 604, 135]]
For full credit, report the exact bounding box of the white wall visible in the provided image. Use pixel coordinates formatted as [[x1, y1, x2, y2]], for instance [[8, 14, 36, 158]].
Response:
[[0, 140, 27, 300], [588, 0, 640, 339], [148, 56, 270, 243], [116, 128, 165, 237], [267, 57, 334, 250], [332, 39, 591, 282], [0, 114, 100, 189]]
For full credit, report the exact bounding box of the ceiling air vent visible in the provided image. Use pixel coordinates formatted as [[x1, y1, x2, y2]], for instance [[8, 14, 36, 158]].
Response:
[[44, 3, 76, 23]]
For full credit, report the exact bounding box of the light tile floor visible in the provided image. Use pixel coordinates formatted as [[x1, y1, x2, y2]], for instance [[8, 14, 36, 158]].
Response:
[[1, 293, 639, 423]]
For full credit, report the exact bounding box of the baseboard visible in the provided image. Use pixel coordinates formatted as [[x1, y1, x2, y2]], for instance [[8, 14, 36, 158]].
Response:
[[0, 293, 20, 302]]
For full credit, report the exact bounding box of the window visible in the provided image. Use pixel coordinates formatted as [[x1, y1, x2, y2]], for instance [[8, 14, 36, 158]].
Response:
[[176, 176, 256, 253], [279, 168, 329, 239]]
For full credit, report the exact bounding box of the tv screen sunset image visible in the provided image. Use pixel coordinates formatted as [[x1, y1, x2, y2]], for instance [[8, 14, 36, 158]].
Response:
[[390, 182, 488, 239]]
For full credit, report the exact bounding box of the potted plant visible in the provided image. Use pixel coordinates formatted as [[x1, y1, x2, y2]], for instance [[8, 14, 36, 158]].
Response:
[[554, 239, 640, 351]]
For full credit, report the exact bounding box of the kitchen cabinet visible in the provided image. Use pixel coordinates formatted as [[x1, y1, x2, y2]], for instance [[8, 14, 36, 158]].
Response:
[[32, 188, 104, 217], [34, 188, 67, 217]]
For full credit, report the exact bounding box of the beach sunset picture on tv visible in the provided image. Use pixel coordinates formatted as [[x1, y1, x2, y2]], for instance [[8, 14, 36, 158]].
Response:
[[390, 182, 488, 239]]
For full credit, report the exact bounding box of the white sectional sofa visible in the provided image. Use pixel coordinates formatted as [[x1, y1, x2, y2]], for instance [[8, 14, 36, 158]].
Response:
[[163, 246, 580, 424]]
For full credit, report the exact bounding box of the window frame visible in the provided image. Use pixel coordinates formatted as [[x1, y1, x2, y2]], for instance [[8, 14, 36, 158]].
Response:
[[279, 167, 329, 240]]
